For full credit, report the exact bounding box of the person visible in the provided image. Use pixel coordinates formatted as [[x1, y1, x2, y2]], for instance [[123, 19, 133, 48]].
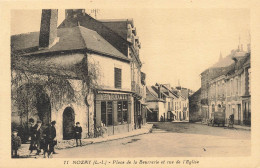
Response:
[[43, 121, 56, 158], [74, 122, 82, 147], [35, 120, 44, 155], [138, 115, 142, 129], [228, 114, 234, 128], [28, 118, 36, 154], [160, 115, 164, 122], [11, 129, 21, 158]]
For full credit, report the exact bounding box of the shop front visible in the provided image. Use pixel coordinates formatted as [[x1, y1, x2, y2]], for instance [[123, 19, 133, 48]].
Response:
[[95, 91, 132, 136]]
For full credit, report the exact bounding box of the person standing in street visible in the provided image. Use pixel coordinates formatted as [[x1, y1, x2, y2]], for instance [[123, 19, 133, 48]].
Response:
[[28, 118, 36, 154], [43, 121, 56, 158], [11, 129, 21, 158], [138, 115, 142, 129], [74, 122, 82, 147], [35, 120, 43, 155]]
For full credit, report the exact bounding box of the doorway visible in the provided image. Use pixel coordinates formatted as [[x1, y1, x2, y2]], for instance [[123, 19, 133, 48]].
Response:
[[36, 91, 51, 129], [63, 107, 75, 140], [238, 104, 241, 125]]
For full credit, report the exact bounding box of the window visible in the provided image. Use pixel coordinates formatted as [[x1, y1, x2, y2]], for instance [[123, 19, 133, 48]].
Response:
[[101, 102, 106, 126], [101, 101, 113, 126], [118, 101, 128, 124], [114, 68, 122, 89], [123, 101, 128, 123], [107, 102, 113, 126], [117, 101, 122, 124]]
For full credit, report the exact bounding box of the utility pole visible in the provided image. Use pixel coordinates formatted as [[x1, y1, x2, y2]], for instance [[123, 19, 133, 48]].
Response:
[[91, 9, 100, 19]]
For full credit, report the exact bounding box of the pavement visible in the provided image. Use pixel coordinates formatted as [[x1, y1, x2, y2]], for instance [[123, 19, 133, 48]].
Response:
[[16, 124, 153, 158]]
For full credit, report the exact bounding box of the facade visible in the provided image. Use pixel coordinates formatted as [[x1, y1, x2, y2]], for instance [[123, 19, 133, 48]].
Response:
[[11, 9, 146, 142], [146, 86, 166, 122], [189, 88, 202, 122], [200, 45, 251, 126], [146, 84, 189, 122]]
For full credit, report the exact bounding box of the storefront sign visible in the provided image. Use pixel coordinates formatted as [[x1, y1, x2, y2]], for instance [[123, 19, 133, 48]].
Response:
[[96, 93, 129, 101]]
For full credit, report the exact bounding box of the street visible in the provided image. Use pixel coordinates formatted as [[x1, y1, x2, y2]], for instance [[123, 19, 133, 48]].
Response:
[[55, 122, 250, 157]]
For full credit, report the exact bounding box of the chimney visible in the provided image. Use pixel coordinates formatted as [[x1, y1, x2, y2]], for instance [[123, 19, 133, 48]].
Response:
[[247, 43, 251, 53], [39, 9, 59, 49], [65, 9, 86, 19], [158, 85, 161, 99], [241, 44, 243, 51]]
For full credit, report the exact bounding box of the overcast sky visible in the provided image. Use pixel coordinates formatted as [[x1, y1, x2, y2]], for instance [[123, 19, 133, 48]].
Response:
[[11, 8, 250, 91]]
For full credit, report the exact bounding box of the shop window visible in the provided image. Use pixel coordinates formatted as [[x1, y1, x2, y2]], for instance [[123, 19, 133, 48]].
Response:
[[117, 101, 122, 124], [107, 102, 113, 126], [114, 68, 122, 89], [118, 101, 128, 124], [123, 101, 128, 123], [101, 102, 106, 126]]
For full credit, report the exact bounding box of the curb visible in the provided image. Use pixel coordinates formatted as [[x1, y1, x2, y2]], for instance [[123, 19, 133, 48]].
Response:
[[56, 124, 154, 150]]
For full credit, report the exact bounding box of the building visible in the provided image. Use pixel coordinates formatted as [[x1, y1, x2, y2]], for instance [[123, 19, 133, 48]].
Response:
[[146, 83, 189, 122], [189, 88, 202, 122], [11, 9, 146, 142], [200, 44, 251, 126], [59, 10, 147, 130], [146, 85, 166, 122]]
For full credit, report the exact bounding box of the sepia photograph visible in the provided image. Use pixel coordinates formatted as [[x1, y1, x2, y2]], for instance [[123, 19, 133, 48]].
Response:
[[1, 0, 260, 167]]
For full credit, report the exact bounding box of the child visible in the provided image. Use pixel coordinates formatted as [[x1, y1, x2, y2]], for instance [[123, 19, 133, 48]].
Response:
[[11, 129, 21, 158], [74, 122, 82, 147]]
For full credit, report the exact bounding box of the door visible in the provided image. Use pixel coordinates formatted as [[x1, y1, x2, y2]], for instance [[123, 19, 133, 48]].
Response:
[[238, 104, 241, 125], [63, 107, 75, 140]]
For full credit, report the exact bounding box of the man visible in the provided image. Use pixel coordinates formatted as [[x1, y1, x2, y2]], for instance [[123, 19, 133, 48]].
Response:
[[43, 121, 56, 158], [35, 120, 43, 155], [28, 118, 36, 154], [138, 115, 142, 129], [74, 122, 82, 147]]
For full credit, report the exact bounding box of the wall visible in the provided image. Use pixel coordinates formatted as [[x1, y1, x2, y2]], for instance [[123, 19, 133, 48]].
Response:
[[11, 70, 92, 141], [88, 53, 131, 91]]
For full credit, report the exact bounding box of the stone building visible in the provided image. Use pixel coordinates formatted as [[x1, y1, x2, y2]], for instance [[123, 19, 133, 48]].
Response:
[[11, 9, 146, 142], [189, 88, 201, 122], [200, 44, 251, 126]]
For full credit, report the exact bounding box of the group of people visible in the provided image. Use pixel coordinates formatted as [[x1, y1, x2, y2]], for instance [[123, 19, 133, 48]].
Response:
[[11, 119, 83, 158], [28, 118, 57, 158]]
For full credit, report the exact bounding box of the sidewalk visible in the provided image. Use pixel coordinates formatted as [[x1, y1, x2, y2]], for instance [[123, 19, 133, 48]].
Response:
[[195, 121, 251, 131], [16, 124, 153, 158]]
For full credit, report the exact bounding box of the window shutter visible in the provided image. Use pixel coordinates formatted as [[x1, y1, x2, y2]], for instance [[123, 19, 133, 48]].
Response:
[[114, 68, 122, 89]]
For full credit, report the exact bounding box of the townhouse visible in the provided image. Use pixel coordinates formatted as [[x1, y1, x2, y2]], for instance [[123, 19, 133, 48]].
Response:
[[11, 9, 146, 142]]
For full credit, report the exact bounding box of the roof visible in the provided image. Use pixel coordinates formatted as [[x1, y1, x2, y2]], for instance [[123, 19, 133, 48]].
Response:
[[146, 86, 165, 102], [11, 26, 129, 62], [99, 19, 134, 39], [12, 53, 85, 79]]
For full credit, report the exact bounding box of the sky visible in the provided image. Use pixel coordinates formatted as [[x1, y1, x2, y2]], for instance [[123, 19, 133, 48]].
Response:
[[11, 8, 250, 91]]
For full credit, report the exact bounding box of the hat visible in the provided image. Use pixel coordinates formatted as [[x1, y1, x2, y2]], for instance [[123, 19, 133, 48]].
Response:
[[51, 121, 56, 125], [76, 122, 80, 124], [29, 118, 34, 123], [37, 120, 42, 123], [12, 129, 18, 133]]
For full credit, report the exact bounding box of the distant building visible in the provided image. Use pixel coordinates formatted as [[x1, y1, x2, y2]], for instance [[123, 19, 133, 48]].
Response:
[[146, 83, 189, 122], [200, 44, 251, 126], [189, 88, 201, 122]]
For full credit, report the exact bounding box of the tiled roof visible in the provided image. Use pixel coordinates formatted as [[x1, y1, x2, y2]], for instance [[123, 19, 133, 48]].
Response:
[[11, 26, 129, 61]]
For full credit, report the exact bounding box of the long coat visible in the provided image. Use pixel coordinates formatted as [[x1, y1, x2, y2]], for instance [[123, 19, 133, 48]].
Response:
[[12, 135, 21, 150], [74, 126, 82, 139]]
